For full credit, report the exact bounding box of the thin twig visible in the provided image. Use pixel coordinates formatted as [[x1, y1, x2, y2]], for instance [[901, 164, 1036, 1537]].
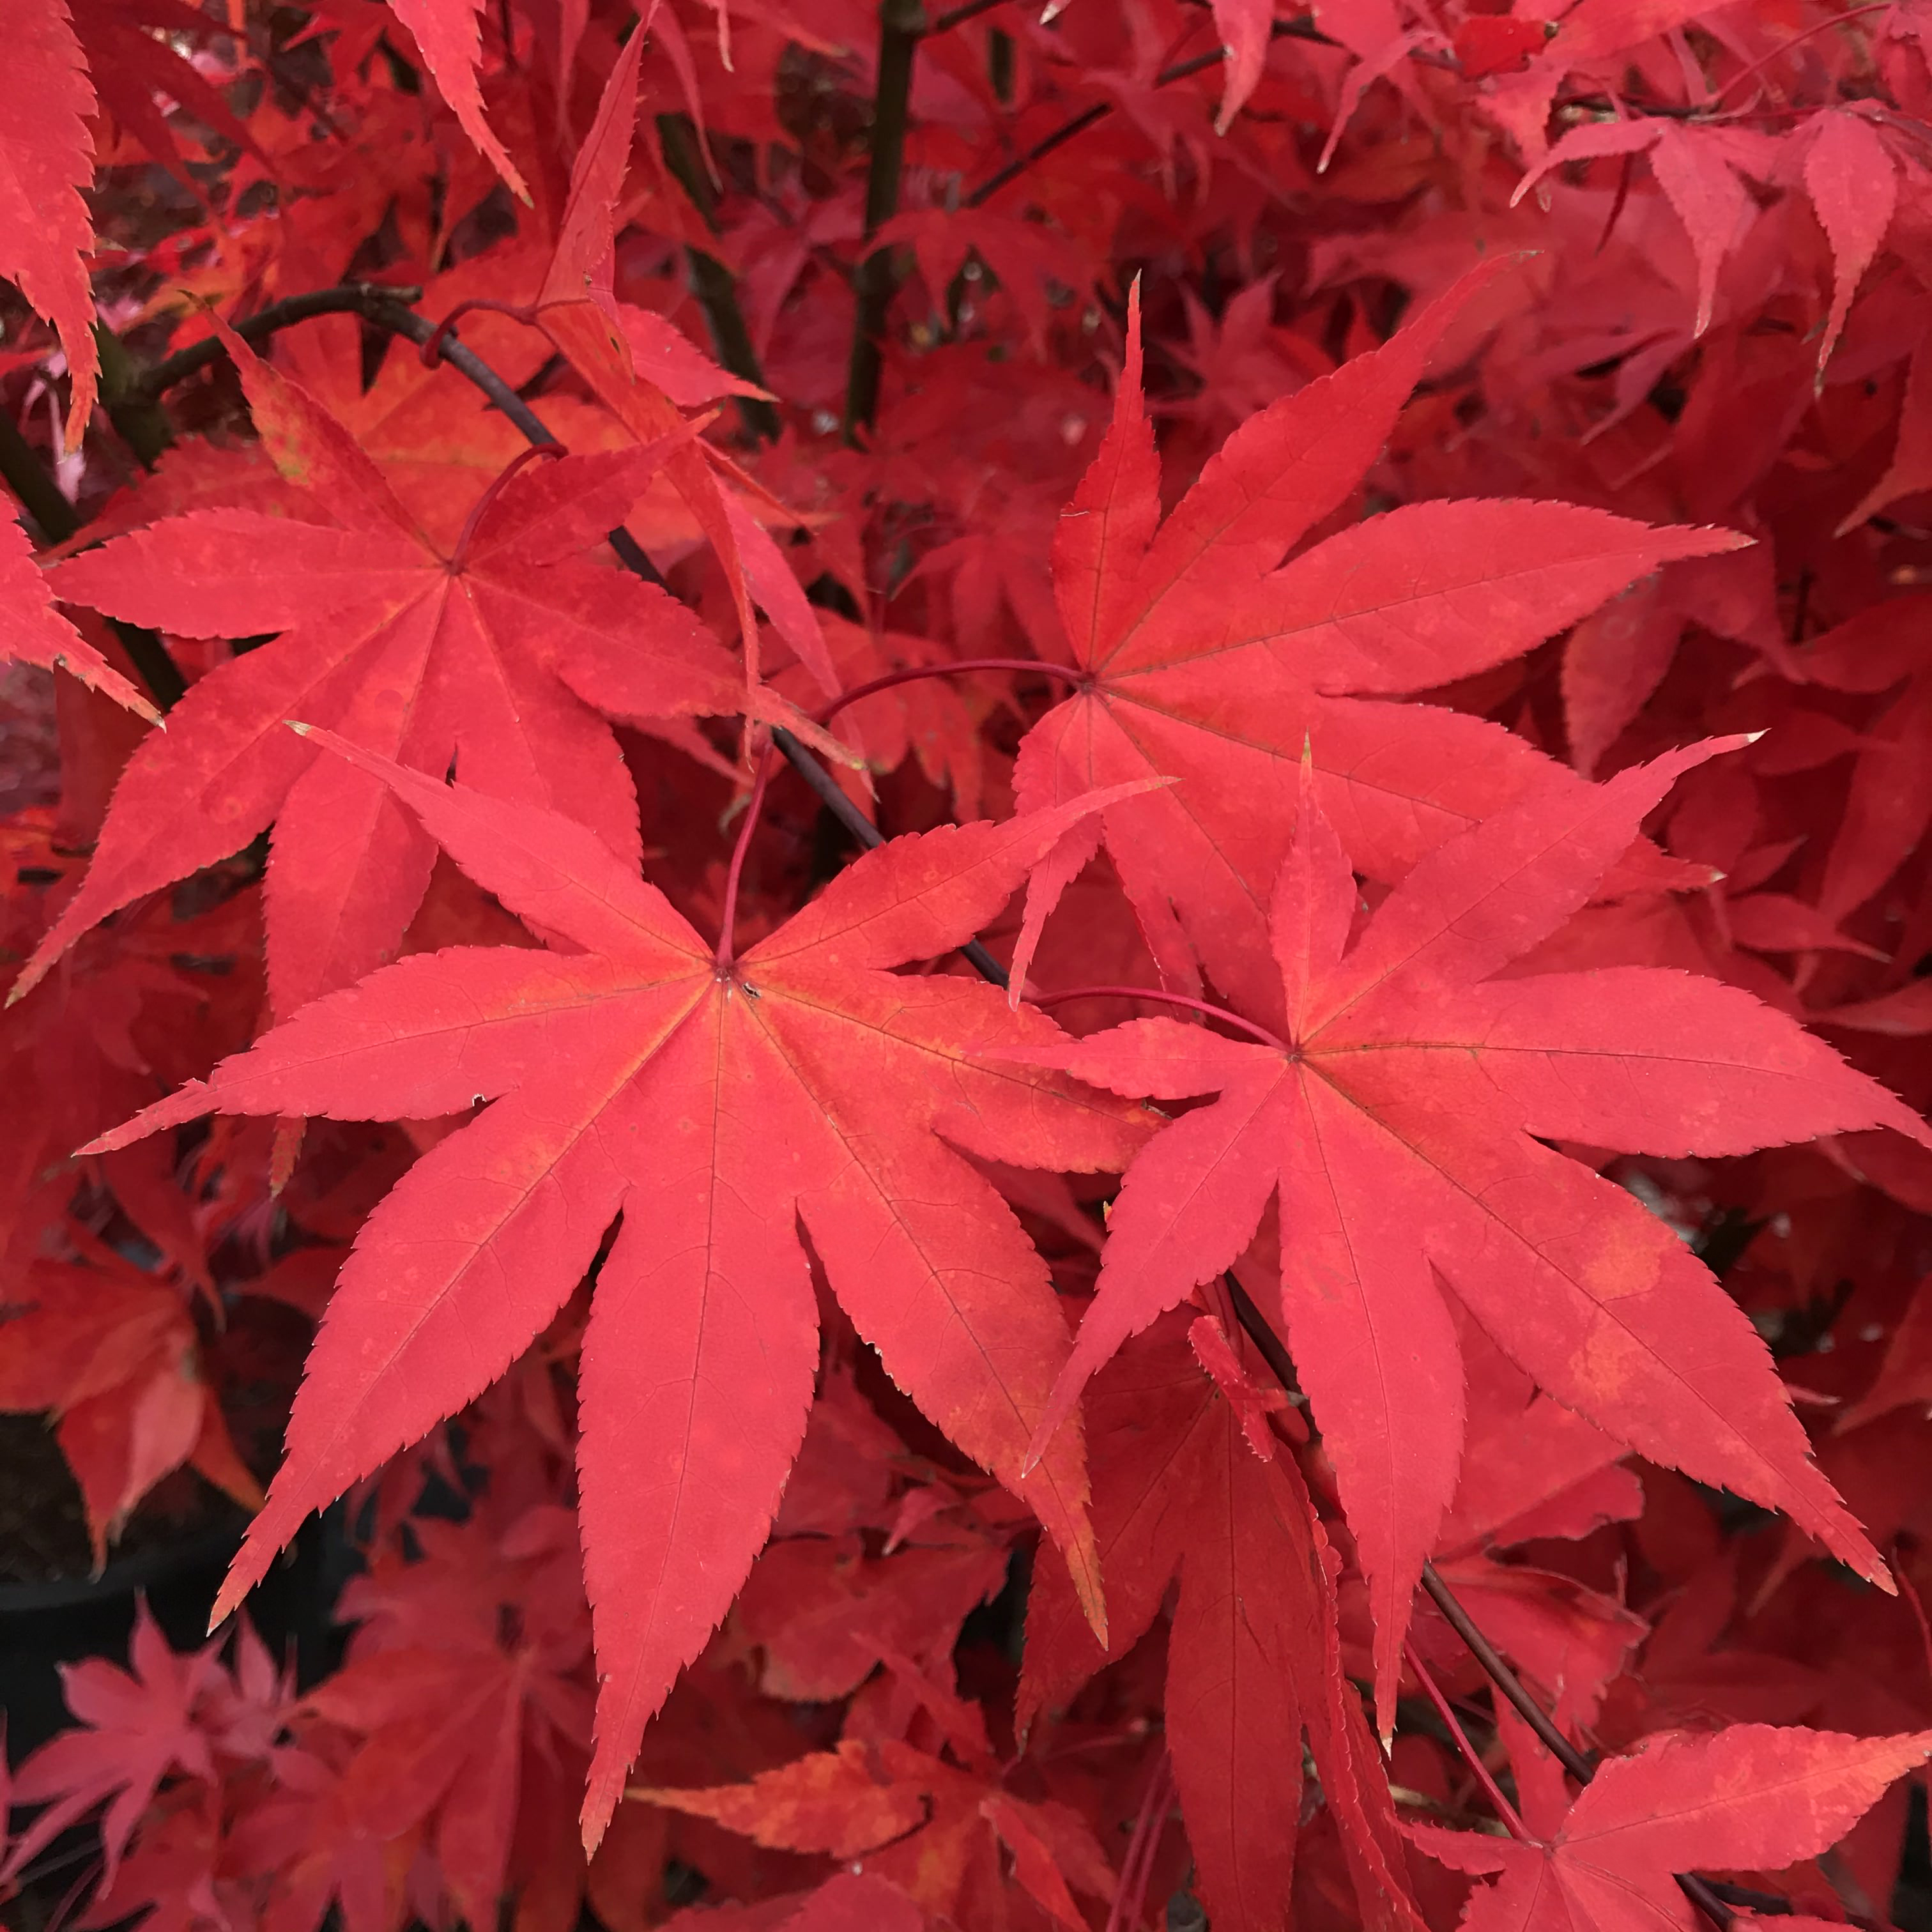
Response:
[[656, 114, 783, 443], [845, 0, 929, 441], [768, 726, 1011, 984]]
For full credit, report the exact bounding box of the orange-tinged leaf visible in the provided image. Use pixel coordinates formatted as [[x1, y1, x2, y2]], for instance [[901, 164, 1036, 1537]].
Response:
[[633, 1742, 925, 1859]]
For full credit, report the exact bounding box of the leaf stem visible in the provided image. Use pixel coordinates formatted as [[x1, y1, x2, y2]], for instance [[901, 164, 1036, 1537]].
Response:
[[1105, 1747, 1175, 1932], [716, 749, 776, 966], [446, 443, 565, 569], [1405, 1639, 1531, 1841], [1028, 984, 1287, 1051], [816, 655, 1086, 722], [845, 0, 929, 443]]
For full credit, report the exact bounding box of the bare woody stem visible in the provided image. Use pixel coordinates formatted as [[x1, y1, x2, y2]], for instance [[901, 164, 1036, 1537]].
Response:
[[965, 20, 1336, 208], [133, 282, 426, 400], [656, 115, 782, 446], [845, 0, 928, 443]]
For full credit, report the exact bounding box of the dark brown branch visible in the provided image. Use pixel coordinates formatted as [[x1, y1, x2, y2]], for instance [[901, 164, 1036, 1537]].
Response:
[[845, 0, 929, 442], [965, 19, 1335, 209], [932, 0, 1008, 31], [767, 726, 1009, 983], [656, 115, 783, 443], [134, 282, 425, 400]]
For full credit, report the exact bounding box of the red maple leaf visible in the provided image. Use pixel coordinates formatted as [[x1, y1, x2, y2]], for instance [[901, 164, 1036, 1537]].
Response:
[[1411, 1725, 1932, 1932], [23, 330, 774, 1019], [0, 0, 98, 445], [1009, 747, 1928, 1727], [1020, 1309, 1419, 1932], [0, 1602, 226, 1893], [88, 730, 1153, 1844], [1008, 261, 1745, 1018], [0, 514, 156, 719]]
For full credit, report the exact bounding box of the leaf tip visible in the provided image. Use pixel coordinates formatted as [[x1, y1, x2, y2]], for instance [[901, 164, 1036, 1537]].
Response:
[[287, 719, 313, 737]]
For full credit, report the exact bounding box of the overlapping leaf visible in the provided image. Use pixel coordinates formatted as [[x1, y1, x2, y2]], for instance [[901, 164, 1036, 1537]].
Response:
[[22, 334, 763, 1019], [88, 732, 1151, 1846], [1413, 1726, 1932, 1932], [1011, 745, 1928, 1726], [1009, 261, 1748, 1021], [1, 512, 157, 720], [1021, 1312, 1420, 1932]]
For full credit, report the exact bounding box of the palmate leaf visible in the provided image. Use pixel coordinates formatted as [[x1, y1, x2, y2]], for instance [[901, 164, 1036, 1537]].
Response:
[[23, 331, 778, 1021], [87, 730, 1154, 1847], [1413, 1726, 1932, 1932], [1011, 259, 1750, 1022], [1008, 745, 1930, 1729]]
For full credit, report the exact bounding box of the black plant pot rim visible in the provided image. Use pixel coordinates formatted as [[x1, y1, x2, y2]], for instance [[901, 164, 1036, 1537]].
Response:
[[0, 1516, 243, 1616]]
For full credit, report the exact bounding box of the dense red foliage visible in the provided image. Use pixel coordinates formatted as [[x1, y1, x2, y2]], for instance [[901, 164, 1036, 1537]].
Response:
[[8, 2, 1932, 1929]]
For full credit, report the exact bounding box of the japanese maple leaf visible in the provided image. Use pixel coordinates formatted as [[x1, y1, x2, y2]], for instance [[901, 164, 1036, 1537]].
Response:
[[1009, 259, 1747, 1023], [87, 732, 1151, 1847], [377, 0, 528, 203], [1513, 121, 1773, 339], [0, 1601, 225, 1892], [2, 0, 98, 445], [640, 1736, 1116, 1931], [1801, 109, 1899, 381], [1411, 1725, 1932, 1932], [0, 1252, 262, 1562], [19, 331, 764, 1020], [437, 26, 832, 696], [1020, 1313, 1419, 1932], [1010, 744, 1929, 1730], [309, 1503, 594, 1928], [0, 514, 157, 719]]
